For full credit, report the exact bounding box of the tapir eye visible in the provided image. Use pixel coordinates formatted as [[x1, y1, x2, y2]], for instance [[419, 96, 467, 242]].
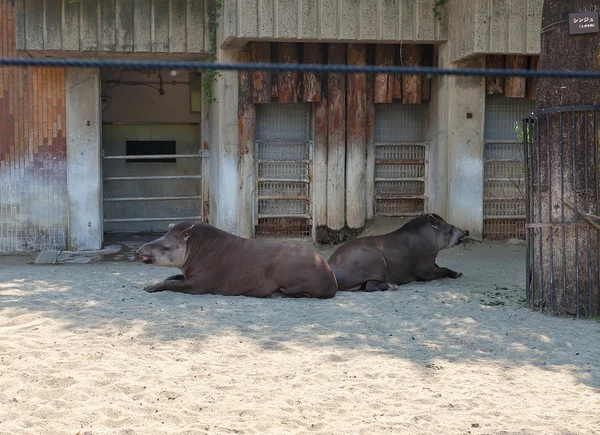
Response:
[[162, 246, 170, 251]]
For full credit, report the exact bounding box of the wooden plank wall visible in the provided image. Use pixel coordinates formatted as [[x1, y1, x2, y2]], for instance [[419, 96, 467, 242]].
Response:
[[485, 54, 540, 100], [238, 41, 434, 236]]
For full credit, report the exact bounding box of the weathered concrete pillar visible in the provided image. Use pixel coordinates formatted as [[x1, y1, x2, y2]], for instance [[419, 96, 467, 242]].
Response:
[[446, 56, 486, 239], [66, 68, 103, 251], [207, 47, 240, 235], [426, 44, 450, 218]]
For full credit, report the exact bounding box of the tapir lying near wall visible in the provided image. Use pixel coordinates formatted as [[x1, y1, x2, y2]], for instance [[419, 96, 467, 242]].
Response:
[[328, 214, 468, 292], [136, 221, 338, 299]]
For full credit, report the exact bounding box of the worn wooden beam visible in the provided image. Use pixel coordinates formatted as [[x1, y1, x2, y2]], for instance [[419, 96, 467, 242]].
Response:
[[421, 44, 433, 102], [327, 43, 347, 232], [486, 55, 505, 95], [365, 45, 376, 221], [402, 44, 422, 104], [504, 55, 527, 98], [314, 89, 328, 229], [346, 43, 367, 230], [271, 42, 279, 99], [250, 42, 271, 104], [303, 43, 323, 102], [527, 56, 539, 101], [278, 42, 299, 103], [374, 44, 394, 104], [237, 48, 256, 238]]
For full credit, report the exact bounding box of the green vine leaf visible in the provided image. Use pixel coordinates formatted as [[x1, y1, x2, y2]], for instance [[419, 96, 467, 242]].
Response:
[[203, 0, 223, 104], [433, 0, 445, 21]]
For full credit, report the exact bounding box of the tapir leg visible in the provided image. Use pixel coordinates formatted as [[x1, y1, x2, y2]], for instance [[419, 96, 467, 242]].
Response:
[[415, 263, 462, 281], [143, 278, 208, 294], [330, 249, 388, 291], [364, 280, 400, 292], [164, 274, 185, 281]]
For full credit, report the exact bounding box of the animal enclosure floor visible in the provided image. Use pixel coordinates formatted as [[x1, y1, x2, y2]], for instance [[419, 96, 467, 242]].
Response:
[[1, 223, 600, 434]]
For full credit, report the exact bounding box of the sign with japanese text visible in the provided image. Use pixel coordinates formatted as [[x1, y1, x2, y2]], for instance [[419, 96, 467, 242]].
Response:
[[568, 11, 599, 34]]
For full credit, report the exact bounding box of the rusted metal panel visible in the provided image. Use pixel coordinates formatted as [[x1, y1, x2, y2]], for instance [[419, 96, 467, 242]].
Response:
[[346, 43, 367, 229], [250, 42, 271, 104], [401, 44, 423, 105], [504, 55, 527, 98], [486, 55, 505, 95], [277, 42, 299, 103], [327, 43, 346, 232], [303, 43, 323, 103], [374, 44, 394, 104], [527, 55, 538, 101], [237, 48, 257, 238]]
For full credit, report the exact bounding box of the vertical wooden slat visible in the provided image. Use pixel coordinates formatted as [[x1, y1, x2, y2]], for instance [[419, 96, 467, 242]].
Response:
[[346, 43, 367, 229], [271, 42, 279, 99], [486, 55, 505, 95], [504, 55, 528, 98], [278, 42, 299, 103], [421, 44, 433, 102], [365, 45, 376, 222], [402, 44, 423, 105], [374, 44, 394, 104], [327, 43, 346, 232], [303, 43, 323, 103], [237, 48, 256, 238], [527, 56, 539, 101], [250, 42, 271, 104], [313, 84, 328, 229]]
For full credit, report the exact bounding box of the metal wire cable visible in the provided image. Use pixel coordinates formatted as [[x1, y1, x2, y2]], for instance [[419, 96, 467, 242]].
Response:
[[2, 57, 600, 79]]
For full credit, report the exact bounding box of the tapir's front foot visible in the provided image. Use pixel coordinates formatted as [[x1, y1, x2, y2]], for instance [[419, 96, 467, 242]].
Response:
[[143, 282, 165, 293], [448, 270, 463, 279]]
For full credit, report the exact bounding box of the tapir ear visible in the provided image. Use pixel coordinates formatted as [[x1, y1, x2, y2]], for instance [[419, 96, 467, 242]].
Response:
[[427, 214, 439, 229], [180, 224, 195, 240], [168, 223, 175, 229]]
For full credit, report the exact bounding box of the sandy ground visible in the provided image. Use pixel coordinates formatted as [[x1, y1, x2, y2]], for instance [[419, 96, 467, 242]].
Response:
[[1, 219, 600, 435]]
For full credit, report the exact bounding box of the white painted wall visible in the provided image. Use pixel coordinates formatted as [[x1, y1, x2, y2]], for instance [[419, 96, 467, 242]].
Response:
[[66, 67, 103, 250]]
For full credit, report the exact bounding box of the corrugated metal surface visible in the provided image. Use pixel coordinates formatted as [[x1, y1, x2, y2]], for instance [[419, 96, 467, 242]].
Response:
[[1, 2, 68, 253], [374, 104, 429, 217], [16, 0, 211, 55], [483, 95, 534, 239], [223, 0, 448, 46], [255, 104, 312, 238]]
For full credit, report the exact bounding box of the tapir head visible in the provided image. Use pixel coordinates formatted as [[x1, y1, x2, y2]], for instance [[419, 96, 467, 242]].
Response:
[[425, 213, 469, 250], [135, 222, 195, 268]]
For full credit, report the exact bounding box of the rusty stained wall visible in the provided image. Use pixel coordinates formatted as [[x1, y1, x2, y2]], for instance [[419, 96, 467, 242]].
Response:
[[0, 0, 68, 252]]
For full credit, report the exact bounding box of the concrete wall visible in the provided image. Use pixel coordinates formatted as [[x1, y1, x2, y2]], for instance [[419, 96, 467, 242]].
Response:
[[66, 68, 103, 250], [448, 0, 542, 62], [16, 0, 213, 56], [222, 0, 449, 47], [446, 56, 486, 239]]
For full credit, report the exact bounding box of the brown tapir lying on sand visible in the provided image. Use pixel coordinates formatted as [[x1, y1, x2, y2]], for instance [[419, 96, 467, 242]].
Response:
[[328, 214, 468, 292], [136, 221, 338, 299]]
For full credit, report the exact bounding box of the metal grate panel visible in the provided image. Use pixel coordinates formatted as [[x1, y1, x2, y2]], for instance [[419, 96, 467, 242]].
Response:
[[255, 104, 312, 239], [483, 96, 534, 239]]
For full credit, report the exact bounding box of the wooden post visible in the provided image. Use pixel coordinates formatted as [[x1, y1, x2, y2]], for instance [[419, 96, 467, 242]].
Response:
[[374, 44, 394, 103], [303, 43, 323, 102], [250, 42, 271, 104], [237, 49, 256, 238], [314, 91, 328, 230], [504, 55, 527, 98], [278, 42, 299, 103], [327, 43, 346, 232], [421, 44, 433, 102], [402, 44, 423, 104], [365, 45, 376, 221], [486, 55, 505, 95], [271, 43, 279, 99], [527, 56, 539, 101], [346, 43, 367, 229]]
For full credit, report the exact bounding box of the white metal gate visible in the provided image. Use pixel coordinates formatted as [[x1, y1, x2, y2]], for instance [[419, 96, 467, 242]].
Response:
[[483, 96, 534, 239], [102, 123, 204, 233], [254, 104, 312, 238], [374, 104, 429, 216]]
